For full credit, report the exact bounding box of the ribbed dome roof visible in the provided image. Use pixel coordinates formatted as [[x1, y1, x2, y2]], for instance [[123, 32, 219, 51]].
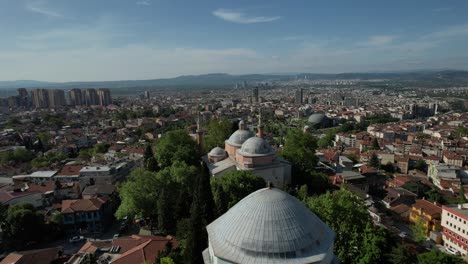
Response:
[[238, 137, 275, 156], [206, 188, 335, 263], [226, 129, 255, 147], [308, 113, 327, 124], [208, 147, 226, 157]]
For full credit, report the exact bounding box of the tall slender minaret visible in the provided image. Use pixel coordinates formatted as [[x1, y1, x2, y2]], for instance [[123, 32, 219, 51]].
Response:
[[196, 112, 203, 153], [257, 109, 264, 138]]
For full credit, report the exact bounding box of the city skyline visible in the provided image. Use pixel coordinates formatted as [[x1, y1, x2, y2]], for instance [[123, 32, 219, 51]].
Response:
[[0, 0, 467, 82]]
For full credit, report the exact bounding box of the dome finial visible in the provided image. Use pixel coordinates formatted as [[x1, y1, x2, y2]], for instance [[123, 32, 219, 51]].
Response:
[[267, 181, 273, 189]]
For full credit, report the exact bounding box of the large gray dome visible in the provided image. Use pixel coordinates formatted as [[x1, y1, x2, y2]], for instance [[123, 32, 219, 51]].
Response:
[[238, 137, 275, 156], [205, 188, 336, 264], [226, 129, 255, 147], [208, 147, 226, 157], [308, 113, 327, 124]]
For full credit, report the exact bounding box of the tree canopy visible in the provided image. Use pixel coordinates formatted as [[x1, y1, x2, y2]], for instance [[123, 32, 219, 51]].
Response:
[[203, 118, 234, 152], [211, 170, 266, 217], [417, 249, 466, 264], [280, 128, 318, 174], [155, 130, 199, 168], [307, 188, 391, 264], [2, 203, 45, 249]]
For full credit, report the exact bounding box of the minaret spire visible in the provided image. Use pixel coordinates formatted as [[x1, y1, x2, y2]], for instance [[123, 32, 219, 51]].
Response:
[[257, 109, 264, 138], [196, 112, 203, 153]]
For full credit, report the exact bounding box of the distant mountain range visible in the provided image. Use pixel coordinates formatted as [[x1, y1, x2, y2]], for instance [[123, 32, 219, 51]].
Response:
[[1, 70, 468, 89]]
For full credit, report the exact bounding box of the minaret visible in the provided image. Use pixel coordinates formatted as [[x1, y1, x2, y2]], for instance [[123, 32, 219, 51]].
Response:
[[257, 109, 264, 138], [196, 112, 203, 153]]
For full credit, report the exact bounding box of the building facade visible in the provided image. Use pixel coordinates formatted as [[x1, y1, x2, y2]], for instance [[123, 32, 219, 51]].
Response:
[[442, 204, 468, 259]]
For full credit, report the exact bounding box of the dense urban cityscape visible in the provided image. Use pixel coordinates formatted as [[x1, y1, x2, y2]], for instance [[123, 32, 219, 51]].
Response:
[[0, 73, 467, 264], [1, 0, 468, 264]]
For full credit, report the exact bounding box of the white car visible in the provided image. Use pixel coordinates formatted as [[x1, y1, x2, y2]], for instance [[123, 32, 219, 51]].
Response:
[[445, 247, 460, 256], [398, 232, 407, 238], [69, 236, 85, 243]]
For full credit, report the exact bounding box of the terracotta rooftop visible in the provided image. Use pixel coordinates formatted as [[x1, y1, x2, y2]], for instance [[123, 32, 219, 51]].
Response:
[[112, 235, 178, 264], [58, 165, 83, 176], [0, 247, 61, 264], [61, 198, 107, 214], [412, 199, 442, 217]]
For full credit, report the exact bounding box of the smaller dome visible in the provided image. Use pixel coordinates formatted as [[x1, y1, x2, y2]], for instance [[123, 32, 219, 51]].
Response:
[[308, 113, 327, 124], [208, 147, 226, 157], [239, 137, 275, 156], [226, 130, 255, 147]]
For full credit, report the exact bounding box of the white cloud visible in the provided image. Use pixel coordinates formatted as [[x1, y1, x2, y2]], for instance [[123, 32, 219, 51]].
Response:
[[365, 35, 396, 46], [212, 9, 280, 24], [136, 1, 150, 6], [25, 1, 63, 18]]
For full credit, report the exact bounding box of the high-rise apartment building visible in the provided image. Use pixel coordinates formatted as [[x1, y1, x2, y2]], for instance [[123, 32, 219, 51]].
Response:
[[97, 88, 112, 106], [83, 89, 99, 106], [69, 89, 83, 106], [31, 89, 49, 109], [48, 89, 66, 108], [295, 88, 303, 105], [252, 86, 259, 103]]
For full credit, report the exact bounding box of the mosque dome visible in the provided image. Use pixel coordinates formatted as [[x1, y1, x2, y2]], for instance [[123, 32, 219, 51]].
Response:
[[308, 113, 328, 125], [238, 137, 275, 156], [208, 147, 226, 157], [226, 130, 255, 147], [205, 188, 336, 264]]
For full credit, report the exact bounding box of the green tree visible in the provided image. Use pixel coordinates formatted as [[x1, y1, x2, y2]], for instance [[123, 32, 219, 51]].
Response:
[[211, 171, 265, 216], [93, 143, 110, 153], [281, 128, 318, 172], [386, 244, 415, 264], [298, 184, 308, 202], [317, 130, 336, 149], [402, 181, 431, 198], [160, 257, 176, 264], [460, 187, 466, 203], [371, 138, 380, 150], [2, 203, 45, 249], [38, 132, 51, 150], [155, 130, 199, 168], [369, 153, 380, 168], [157, 187, 175, 234], [418, 249, 465, 264], [307, 188, 389, 264], [184, 173, 210, 264], [116, 169, 160, 222], [145, 156, 159, 172], [411, 218, 427, 243], [144, 144, 154, 160], [413, 160, 428, 172], [203, 119, 233, 152]]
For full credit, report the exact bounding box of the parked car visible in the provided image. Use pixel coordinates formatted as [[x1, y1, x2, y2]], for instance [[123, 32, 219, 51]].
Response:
[[398, 232, 407, 238], [445, 247, 460, 256], [69, 236, 85, 243]]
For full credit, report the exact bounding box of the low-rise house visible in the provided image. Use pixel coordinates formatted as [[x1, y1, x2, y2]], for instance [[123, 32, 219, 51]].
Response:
[[443, 152, 464, 167], [383, 187, 417, 208], [67, 235, 178, 264], [82, 184, 116, 199], [409, 199, 442, 238], [0, 247, 63, 264], [55, 165, 83, 183], [61, 197, 111, 233]]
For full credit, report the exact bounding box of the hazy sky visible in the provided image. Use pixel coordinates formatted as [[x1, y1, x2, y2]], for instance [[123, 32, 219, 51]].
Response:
[[0, 0, 467, 81]]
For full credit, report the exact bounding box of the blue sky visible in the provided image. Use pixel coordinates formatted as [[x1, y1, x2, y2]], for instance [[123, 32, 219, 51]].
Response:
[[0, 0, 467, 81]]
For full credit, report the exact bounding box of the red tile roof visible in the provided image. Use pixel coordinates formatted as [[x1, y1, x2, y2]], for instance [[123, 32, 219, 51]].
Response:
[[0, 247, 61, 264], [412, 199, 442, 217], [58, 165, 83, 176], [61, 198, 107, 214], [112, 235, 178, 264]]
